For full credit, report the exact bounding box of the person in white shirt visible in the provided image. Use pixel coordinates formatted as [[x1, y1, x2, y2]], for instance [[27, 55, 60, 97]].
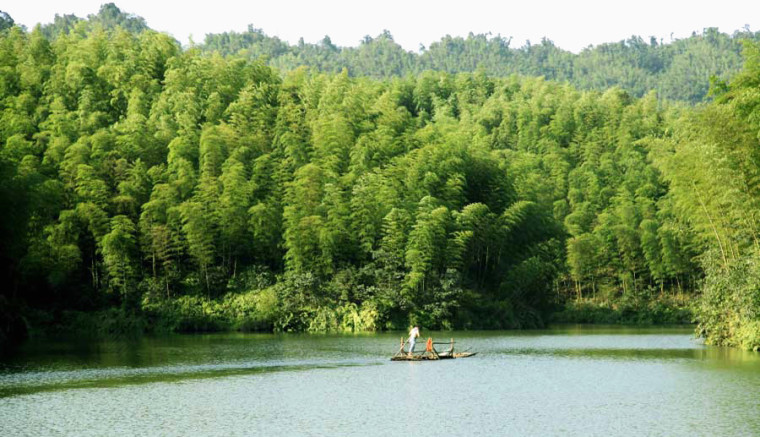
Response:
[[407, 326, 420, 356]]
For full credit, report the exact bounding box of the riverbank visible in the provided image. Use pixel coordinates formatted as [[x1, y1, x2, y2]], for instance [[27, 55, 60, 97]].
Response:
[[0, 297, 28, 355], [550, 297, 695, 326], [20, 291, 382, 340], [13, 294, 696, 345]]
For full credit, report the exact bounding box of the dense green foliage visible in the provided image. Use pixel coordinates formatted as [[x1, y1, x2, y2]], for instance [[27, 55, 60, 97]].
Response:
[[26, 4, 760, 104], [1, 5, 759, 350], [550, 297, 693, 325], [37, 3, 148, 39], [203, 26, 760, 103], [649, 44, 760, 350]]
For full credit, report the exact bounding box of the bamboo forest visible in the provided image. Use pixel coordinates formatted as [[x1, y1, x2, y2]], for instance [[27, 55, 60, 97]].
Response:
[[2, 4, 760, 353]]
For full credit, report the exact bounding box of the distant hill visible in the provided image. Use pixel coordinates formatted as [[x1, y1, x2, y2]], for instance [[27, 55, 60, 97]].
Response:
[[12, 3, 758, 103], [203, 26, 760, 103]]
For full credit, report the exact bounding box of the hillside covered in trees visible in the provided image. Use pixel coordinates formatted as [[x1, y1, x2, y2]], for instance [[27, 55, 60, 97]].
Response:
[[1, 5, 759, 351], [203, 27, 760, 104], [28, 4, 760, 103]]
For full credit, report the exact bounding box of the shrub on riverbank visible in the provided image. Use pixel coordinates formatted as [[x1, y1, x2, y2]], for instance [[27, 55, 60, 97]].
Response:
[[141, 286, 383, 334], [141, 290, 277, 333], [550, 296, 695, 325], [698, 257, 760, 351]]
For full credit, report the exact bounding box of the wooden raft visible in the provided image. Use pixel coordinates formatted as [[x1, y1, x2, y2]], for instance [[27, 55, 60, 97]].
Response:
[[390, 337, 477, 361]]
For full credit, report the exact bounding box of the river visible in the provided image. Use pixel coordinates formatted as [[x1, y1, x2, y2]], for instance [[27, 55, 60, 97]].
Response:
[[1, 326, 759, 436]]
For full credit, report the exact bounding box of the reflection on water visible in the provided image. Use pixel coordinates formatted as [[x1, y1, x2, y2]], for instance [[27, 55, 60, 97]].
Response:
[[1, 326, 759, 437]]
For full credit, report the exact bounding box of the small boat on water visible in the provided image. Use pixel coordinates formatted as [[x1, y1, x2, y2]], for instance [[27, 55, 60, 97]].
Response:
[[390, 337, 477, 361]]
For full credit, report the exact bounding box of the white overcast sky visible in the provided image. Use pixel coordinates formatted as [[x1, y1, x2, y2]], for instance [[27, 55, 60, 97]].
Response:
[[4, 1, 759, 53]]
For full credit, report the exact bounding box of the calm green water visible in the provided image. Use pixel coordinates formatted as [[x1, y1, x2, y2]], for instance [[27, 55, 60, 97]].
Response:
[[1, 326, 759, 436]]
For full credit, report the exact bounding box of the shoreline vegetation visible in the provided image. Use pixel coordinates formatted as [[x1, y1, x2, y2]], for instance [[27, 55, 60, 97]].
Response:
[[17, 294, 696, 343], [33, 293, 698, 335], [1, 5, 759, 353]]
